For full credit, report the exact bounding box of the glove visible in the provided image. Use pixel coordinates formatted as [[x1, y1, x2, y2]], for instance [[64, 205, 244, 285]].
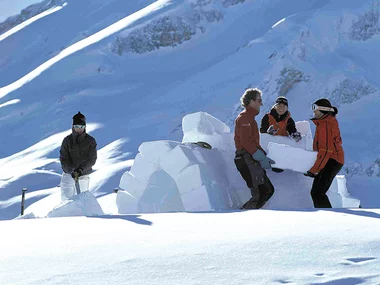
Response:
[[71, 167, 83, 179], [271, 167, 284, 173], [267, 125, 278, 135], [291, 131, 302, 142], [303, 171, 316, 178], [252, 149, 275, 169]]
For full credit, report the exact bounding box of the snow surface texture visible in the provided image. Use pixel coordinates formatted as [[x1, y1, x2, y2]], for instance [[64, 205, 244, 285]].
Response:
[[117, 112, 360, 214], [3, 210, 380, 285]]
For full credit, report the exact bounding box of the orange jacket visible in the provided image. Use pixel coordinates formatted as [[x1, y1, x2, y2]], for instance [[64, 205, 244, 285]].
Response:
[[309, 114, 344, 174], [268, 112, 291, 136], [234, 106, 264, 155]]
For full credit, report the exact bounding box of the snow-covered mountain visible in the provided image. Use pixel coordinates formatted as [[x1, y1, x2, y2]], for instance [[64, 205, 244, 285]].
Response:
[[1, 0, 380, 220]]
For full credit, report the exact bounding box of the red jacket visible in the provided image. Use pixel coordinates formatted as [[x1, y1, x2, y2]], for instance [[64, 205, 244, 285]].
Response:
[[309, 114, 344, 174], [234, 106, 264, 155]]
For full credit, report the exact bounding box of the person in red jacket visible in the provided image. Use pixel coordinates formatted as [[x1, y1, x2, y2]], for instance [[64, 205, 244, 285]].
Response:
[[234, 88, 275, 209], [304, 99, 344, 208]]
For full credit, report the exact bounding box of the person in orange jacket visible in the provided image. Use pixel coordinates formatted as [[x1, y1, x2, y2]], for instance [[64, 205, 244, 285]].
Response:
[[304, 99, 344, 208], [260, 96, 301, 173], [234, 88, 275, 209], [260, 96, 301, 142]]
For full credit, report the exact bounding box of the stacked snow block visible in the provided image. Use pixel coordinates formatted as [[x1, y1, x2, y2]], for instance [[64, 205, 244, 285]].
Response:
[[260, 120, 313, 153], [118, 140, 233, 214]]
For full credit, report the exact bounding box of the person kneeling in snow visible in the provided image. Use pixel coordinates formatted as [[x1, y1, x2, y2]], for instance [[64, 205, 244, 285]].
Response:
[[234, 88, 275, 209], [260, 96, 301, 173], [304, 99, 344, 208], [59, 112, 97, 201], [260, 96, 301, 141]]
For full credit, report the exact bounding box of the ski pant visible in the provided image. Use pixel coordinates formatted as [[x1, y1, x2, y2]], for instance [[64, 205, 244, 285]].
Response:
[[234, 150, 275, 209], [310, 158, 343, 208], [60, 172, 90, 202]]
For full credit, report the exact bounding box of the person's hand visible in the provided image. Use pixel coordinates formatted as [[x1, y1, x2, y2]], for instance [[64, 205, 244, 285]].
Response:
[[71, 168, 83, 179], [291, 132, 302, 142], [261, 157, 275, 169], [303, 171, 316, 178], [267, 125, 277, 135]]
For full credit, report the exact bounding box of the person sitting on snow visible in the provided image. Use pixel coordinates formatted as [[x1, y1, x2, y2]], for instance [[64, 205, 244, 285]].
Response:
[[260, 96, 301, 142], [59, 112, 97, 201]]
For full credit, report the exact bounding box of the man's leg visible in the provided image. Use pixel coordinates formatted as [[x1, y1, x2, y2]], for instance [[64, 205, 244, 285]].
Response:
[[234, 152, 265, 209], [60, 172, 75, 201], [311, 159, 343, 208], [256, 173, 274, 209]]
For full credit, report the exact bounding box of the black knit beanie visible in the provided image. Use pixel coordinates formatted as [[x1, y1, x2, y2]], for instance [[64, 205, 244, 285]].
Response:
[[276, 96, 288, 106], [72, 112, 86, 125]]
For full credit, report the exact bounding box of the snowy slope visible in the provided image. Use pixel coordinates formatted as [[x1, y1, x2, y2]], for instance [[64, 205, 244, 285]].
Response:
[[0, 0, 379, 219]]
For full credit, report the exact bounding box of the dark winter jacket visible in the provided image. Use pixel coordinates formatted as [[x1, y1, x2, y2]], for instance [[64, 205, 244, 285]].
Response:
[[59, 129, 97, 175], [234, 105, 265, 155], [260, 108, 297, 135]]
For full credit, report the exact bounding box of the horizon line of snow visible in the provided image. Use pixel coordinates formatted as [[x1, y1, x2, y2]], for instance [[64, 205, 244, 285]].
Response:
[[0, 0, 175, 99], [0, 4, 66, 42]]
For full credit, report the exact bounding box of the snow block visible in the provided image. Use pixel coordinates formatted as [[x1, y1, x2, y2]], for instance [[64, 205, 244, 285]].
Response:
[[137, 170, 184, 213], [182, 111, 230, 136], [159, 144, 198, 177], [267, 142, 317, 173], [328, 175, 361, 208], [119, 171, 147, 199], [138, 140, 178, 164], [181, 185, 212, 211], [129, 153, 160, 182], [116, 190, 138, 214], [175, 162, 231, 210], [295, 121, 312, 136], [260, 133, 312, 153], [47, 191, 104, 218]]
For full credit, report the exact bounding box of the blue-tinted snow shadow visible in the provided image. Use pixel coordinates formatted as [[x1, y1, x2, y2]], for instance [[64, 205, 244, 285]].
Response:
[[270, 208, 380, 220], [88, 214, 153, 226]]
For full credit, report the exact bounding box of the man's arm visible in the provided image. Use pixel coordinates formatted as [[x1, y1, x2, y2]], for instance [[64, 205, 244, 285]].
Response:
[[79, 138, 97, 172], [59, 138, 75, 173], [287, 117, 297, 135]]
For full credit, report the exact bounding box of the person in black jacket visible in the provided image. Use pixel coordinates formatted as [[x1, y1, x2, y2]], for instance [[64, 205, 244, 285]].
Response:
[[260, 96, 301, 142], [59, 112, 97, 201]]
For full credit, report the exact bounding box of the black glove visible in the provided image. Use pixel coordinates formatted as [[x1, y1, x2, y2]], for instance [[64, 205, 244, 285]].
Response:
[[71, 167, 83, 179], [267, 125, 278, 135], [291, 131, 302, 142], [304, 171, 316, 178], [271, 167, 284, 173]]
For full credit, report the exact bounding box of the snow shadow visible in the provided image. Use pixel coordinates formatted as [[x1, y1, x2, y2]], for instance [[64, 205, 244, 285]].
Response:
[[88, 214, 153, 226], [328, 208, 380, 220], [270, 208, 380, 220]]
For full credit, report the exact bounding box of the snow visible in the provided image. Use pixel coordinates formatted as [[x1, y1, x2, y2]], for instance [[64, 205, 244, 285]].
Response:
[[0, 0, 378, 282], [1, 210, 380, 284]]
